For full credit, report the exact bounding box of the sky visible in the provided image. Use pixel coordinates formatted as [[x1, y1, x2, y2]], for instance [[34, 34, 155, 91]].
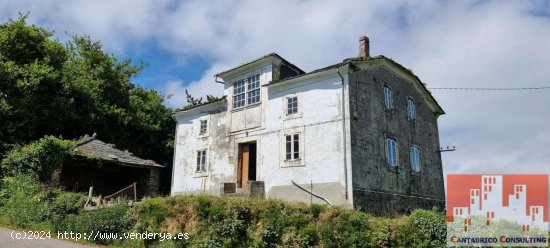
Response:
[[1, 0, 549, 180]]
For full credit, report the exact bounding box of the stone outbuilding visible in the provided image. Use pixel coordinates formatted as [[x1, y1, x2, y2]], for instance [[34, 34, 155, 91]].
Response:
[[58, 134, 163, 199]]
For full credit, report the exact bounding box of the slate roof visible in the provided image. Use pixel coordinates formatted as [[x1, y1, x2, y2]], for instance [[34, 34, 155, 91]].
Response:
[[265, 55, 445, 115], [214, 53, 305, 79], [73, 135, 163, 168]]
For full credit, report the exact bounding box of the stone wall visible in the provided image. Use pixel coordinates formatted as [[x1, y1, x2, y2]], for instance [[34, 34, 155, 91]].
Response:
[[348, 64, 445, 214]]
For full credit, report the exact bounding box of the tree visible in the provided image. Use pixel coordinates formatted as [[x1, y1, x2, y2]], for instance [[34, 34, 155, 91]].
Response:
[[0, 15, 175, 168]]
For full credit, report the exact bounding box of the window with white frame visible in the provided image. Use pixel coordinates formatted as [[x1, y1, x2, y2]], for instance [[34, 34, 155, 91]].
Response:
[[386, 138, 398, 166], [196, 150, 207, 172], [384, 86, 393, 109], [233, 79, 246, 108], [285, 134, 300, 160], [287, 96, 298, 115], [410, 146, 420, 172], [407, 97, 416, 120], [199, 120, 207, 134], [233, 74, 260, 109], [247, 74, 260, 105]]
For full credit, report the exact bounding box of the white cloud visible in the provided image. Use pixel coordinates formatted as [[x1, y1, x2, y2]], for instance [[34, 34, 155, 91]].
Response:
[[2, 0, 550, 176]]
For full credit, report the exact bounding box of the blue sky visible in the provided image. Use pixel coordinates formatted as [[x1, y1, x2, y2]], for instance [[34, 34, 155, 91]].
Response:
[[1, 0, 550, 178], [129, 44, 210, 91]]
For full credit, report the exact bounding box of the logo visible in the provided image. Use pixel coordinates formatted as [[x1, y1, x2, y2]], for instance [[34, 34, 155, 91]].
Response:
[[447, 174, 549, 247]]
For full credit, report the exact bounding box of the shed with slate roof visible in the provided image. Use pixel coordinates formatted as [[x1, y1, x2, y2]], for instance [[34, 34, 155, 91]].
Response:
[[58, 134, 163, 198]]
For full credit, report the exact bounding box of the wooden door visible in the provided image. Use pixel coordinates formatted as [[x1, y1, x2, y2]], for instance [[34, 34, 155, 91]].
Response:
[[241, 144, 250, 187]]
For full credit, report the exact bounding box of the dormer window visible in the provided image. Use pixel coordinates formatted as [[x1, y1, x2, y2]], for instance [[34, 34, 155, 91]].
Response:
[[233, 74, 260, 108]]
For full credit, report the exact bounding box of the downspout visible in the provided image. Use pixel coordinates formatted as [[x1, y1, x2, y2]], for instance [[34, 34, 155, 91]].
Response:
[[170, 114, 178, 195], [336, 67, 348, 199]]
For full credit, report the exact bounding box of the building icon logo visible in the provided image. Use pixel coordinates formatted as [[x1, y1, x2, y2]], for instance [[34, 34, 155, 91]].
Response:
[[447, 174, 549, 246]]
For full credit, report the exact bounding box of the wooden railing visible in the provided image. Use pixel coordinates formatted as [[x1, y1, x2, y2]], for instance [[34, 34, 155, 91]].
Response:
[[104, 182, 137, 203]]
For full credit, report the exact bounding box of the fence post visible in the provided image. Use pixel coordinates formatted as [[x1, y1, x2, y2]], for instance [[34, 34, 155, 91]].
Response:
[[133, 182, 137, 202]]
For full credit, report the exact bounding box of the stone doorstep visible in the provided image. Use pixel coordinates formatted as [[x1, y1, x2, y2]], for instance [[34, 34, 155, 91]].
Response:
[[220, 181, 265, 198]]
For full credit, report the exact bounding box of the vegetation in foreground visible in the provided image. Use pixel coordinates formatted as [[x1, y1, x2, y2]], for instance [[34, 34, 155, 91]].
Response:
[[0, 175, 447, 247]]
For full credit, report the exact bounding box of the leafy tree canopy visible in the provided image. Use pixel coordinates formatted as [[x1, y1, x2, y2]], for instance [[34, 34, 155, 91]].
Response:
[[0, 14, 174, 165]]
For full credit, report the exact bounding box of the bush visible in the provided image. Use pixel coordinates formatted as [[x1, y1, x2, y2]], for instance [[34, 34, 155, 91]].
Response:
[[47, 191, 87, 229], [61, 204, 134, 245], [0, 176, 86, 229], [0, 175, 38, 207], [408, 208, 446, 248], [0, 176, 45, 227], [1, 136, 74, 182], [318, 209, 371, 248]]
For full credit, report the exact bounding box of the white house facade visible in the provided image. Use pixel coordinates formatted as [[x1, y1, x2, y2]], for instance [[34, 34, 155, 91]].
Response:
[[171, 37, 446, 213]]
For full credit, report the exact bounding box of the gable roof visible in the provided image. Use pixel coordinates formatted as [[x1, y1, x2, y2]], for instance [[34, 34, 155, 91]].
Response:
[[214, 53, 305, 80], [73, 135, 163, 168], [266, 55, 445, 116]]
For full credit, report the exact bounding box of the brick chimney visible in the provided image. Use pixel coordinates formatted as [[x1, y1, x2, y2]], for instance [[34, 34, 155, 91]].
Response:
[[359, 36, 370, 58]]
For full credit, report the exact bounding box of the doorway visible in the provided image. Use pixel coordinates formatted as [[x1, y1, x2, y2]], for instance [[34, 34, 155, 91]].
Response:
[[238, 142, 257, 188]]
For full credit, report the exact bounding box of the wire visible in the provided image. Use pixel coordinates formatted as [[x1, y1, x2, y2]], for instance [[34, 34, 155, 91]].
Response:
[[428, 86, 550, 90]]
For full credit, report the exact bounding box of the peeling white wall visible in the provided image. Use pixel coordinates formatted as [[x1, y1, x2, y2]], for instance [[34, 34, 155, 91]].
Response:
[[171, 62, 353, 207]]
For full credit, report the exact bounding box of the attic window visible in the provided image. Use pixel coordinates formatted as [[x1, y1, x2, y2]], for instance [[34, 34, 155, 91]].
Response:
[[233, 74, 260, 108]]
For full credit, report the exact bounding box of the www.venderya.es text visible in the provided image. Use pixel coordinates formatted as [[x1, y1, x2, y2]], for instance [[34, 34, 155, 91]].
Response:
[[11, 230, 190, 242]]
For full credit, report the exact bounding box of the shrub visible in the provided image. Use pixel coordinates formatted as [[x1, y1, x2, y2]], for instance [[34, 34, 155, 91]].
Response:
[[47, 191, 87, 229], [61, 204, 134, 245], [0, 175, 45, 227], [0, 175, 38, 207], [1, 136, 74, 182], [318, 209, 371, 248], [0, 176, 87, 230], [408, 208, 446, 248]]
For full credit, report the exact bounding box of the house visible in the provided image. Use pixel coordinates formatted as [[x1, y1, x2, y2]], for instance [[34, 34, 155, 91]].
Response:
[[171, 36, 445, 214], [57, 134, 163, 199]]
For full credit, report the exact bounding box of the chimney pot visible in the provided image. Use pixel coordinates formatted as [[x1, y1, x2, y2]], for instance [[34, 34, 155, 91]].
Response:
[[359, 36, 370, 58]]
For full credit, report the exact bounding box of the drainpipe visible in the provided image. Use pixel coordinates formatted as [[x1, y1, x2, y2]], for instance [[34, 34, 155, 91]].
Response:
[[170, 114, 178, 195], [336, 67, 348, 200]]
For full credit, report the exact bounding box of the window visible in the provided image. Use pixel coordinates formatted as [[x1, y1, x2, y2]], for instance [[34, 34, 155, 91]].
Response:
[[384, 86, 393, 109], [407, 97, 416, 120], [285, 134, 300, 160], [287, 96, 298, 115], [233, 79, 246, 108], [196, 150, 207, 172], [233, 74, 260, 108], [386, 138, 398, 166], [410, 146, 420, 172], [199, 120, 207, 134], [247, 74, 261, 105]]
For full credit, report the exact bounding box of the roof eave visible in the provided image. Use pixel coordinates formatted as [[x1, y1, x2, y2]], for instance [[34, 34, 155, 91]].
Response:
[[173, 97, 226, 118], [214, 53, 304, 82]]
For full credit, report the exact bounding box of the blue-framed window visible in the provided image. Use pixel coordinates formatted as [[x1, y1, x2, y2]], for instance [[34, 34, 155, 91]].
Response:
[[407, 97, 416, 120], [410, 146, 420, 172], [386, 138, 398, 166], [384, 86, 393, 109]]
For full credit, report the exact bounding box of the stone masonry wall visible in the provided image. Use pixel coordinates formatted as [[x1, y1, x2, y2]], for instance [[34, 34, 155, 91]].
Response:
[[349, 65, 445, 215]]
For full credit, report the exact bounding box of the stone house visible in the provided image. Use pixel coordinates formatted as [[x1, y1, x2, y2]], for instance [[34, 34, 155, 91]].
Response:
[[170, 36, 445, 214], [59, 134, 163, 199]]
